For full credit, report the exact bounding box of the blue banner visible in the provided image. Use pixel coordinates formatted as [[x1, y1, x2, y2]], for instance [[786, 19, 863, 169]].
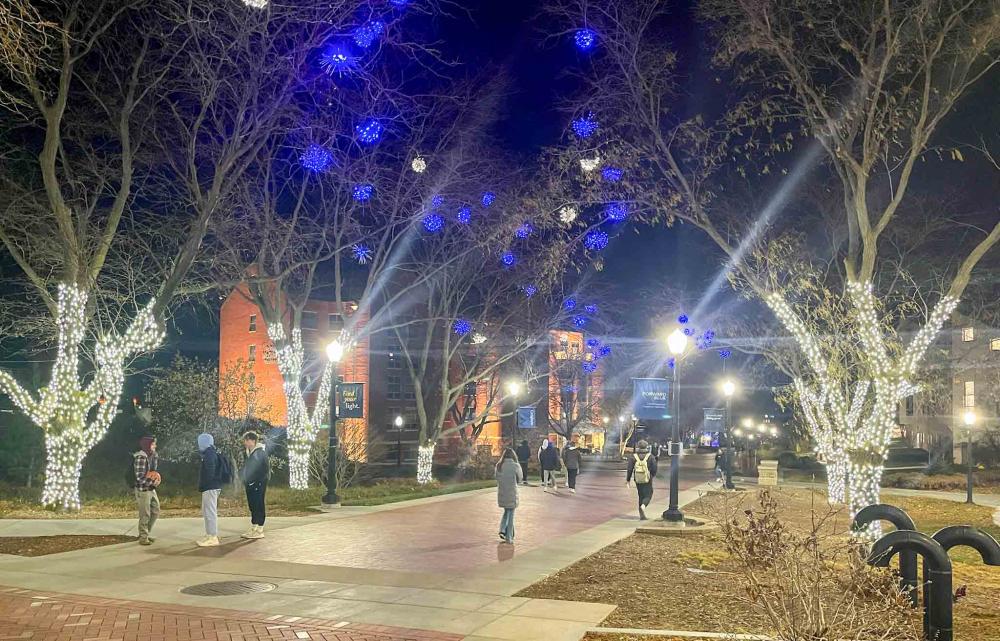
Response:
[[516, 406, 536, 429], [632, 378, 671, 420]]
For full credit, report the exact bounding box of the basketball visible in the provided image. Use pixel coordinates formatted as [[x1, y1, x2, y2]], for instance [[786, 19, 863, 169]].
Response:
[[145, 470, 161, 486]]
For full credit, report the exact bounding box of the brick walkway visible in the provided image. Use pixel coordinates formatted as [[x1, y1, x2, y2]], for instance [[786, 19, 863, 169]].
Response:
[[0, 586, 462, 641]]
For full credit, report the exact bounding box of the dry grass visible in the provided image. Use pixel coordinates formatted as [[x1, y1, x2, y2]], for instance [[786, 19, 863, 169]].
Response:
[[0, 535, 135, 556]]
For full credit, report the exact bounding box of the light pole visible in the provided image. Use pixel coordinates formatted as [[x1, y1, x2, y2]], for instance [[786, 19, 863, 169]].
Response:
[[394, 415, 404, 468], [663, 328, 689, 522], [505, 379, 522, 446], [719, 379, 737, 490], [323, 339, 345, 506], [963, 410, 976, 504]]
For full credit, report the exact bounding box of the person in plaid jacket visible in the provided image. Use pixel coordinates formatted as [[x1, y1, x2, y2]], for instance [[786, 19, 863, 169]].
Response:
[[133, 436, 161, 545]]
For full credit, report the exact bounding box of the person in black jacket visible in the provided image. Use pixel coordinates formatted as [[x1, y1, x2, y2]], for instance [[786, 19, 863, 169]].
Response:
[[626, 440, 658, 520], [240, 431, 269, 539], [196, 433, 223, 547], [540, 440, 561, 492], [515, 440, 531, 486]]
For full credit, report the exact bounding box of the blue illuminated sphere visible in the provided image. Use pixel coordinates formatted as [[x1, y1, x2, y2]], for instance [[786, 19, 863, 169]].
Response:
[[352, 183, 374, 202], [586, 338, 600, 348], [422, 213, 444, 233], [390, 0, 409, 5], [301, 143, 333, 172], [584, 230, 609, 251], [352, 243, 373, 264], [523, 284, 537, 297], [572, 314, 588, 328], [319, 42, 356, 76], [571, 112, 599, 139], [564, 297, 577, 311], [353, 20, 384, 49], [585, 304, 598, 314], [563, 385, 579, 393], [601, 167, 623, 182], [575, 28, 597, 51], [606, 201, 628, 222], [667, 357, 676, 370], [599, 345, 612, 357], [683, 327, 695, 336], [481, 191, 496, 207], [432, 194, 444, 207], [515, 222, 534, 239], [677, 314, 689, 324], [453, 319, 472, 336], [501, 251, 517, 267], [582, 361, 598, 374], [719, 349, 732, 360], [457, 206, 472, 224], [355, 119, 383, 145]]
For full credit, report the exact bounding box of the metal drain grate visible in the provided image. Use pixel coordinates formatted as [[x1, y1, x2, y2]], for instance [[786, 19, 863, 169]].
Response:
[[180, 581, 276, 597]]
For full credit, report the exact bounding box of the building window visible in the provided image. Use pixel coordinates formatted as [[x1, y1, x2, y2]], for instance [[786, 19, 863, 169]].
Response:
[[386, 340, 402, 369], [388, 375, 402, 400], [249, 314, 257, 333], [905, 396, 914, 416], [248, 344, 257, 362], [328, 313, 344, 333], [301, 311, 317, 330], [963, 381, 975, 408], [991, 338, 1000, 351], [962, 327, 975, 342]]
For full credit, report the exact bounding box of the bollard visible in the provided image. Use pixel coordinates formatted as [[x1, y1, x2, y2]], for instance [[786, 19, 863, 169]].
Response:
[[852, 504, 919, 606], [868, 530, 952, 641]]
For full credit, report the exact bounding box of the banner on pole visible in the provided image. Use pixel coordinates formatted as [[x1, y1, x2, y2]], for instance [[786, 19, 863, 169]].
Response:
[[516, 406, 536, 429], [632, 378, 671, 420], [337, 382, 365, 419], [703, 408, 725, 432]]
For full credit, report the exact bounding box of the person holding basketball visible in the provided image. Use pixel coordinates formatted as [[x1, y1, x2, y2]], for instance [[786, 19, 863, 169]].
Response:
[[133, 435, 161, 546]]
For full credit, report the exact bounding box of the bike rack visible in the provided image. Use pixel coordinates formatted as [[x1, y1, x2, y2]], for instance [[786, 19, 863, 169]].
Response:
[[852, 504, 918, 605]]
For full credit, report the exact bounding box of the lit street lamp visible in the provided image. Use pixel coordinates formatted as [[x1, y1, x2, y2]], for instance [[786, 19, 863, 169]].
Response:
[[504, 379, 523, 443], [394, 415, 404, 468], [323, 338, 346, 506], [664, 327, 689, 522], [719, 378, 737, 489], [963, 410, 976, 504]]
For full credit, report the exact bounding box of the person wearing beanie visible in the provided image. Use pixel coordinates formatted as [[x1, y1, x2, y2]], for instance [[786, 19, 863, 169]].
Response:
[[540, 440, 561, 492], [626, 440, 658, 520], [562, 440, 583, 493], [133, 436, 160, 545], [196, 433, 223, 547], [239, 431, 269, 539]]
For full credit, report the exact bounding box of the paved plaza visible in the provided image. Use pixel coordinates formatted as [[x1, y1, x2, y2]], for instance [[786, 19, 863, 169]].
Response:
[[0, 470, 710, 641]]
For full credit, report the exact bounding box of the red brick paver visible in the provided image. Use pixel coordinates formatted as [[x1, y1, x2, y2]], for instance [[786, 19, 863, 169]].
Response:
[[0, 586, 462, 641]]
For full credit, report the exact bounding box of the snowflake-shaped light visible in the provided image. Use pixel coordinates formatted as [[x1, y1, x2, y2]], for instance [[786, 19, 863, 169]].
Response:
[[584, 230, 609, 251], [575, 28, 597, 51], [301, 143, 333, 172], [606, 201, 628, 222], [431, 194, 444, 207], [585, 304, 598, 314], [422, 213, 444, 233], [356, 119, 383, 145], [515, 222, 534, 239], [457, 206, 472, 224], [582, 361, 598, 374], [718, 349, 732, 360], [523, 284, 537, 297], [352, 183, 374, 202], [453, 319, 472, 336], [481, 191, 496, 207], [471, 333, 487, 345], [564, 297, 577, 311], [678, 314, 689, 324], [319, 42, 356, 76], [411, 156, 427, 173], [599, 345, 612, 357], [559, 206, 578, 224], [352, 243, 373, 264], [586, 338, 600, 349], [572, 314, 588, 328], [602, 167, 623, 182], [501, 251, 517, 267], [572, 112, 599, 139], [580, 156, 601, 172], [353, 20, 385, 49]]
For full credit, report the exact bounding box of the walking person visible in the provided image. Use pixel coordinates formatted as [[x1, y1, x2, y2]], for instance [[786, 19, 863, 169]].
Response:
[[496, 448, 523, 544], [133, 436, 161, 546], [562, 440, 583, 494], [196, 433, 224, 547], [515, 439, 531, 486], [540, 440, 561, 492], [626, 440, 658, 520], [713, 450, 724, 483], [537, 440, 547, 484], [240, 431, 269, 539]]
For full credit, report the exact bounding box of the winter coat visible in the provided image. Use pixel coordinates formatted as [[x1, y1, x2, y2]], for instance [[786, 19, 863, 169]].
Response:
[[199, 445, 223, 493], [540, 446, 561, 471], [515, 443, 531, 463], [496, 458, 523, 508], [626, 452, 658, 484], [241, 443, 270, 485], [562, 446, 583, 471]]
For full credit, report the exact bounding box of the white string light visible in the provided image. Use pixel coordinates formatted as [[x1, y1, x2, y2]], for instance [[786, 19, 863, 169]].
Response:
[[411, 157, 427, 173], [579, 156, 600, 172], [416, 444, 435, 484], [559, 206, 578, 224]]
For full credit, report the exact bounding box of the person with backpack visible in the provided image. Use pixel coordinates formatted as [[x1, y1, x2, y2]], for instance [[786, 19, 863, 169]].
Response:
[[495, 448, 523, 544], [131, 436, 161, 545], [540, 440, 561, 492], [515, 439, 531, 486], [196, 433, 230, 547], [240, 431, 269, 539], [626, 440, 658, 520], [562, 440, 583, 493]]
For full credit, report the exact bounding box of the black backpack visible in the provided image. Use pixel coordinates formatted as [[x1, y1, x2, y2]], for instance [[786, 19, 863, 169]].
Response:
[[216, 451, 233, 484]]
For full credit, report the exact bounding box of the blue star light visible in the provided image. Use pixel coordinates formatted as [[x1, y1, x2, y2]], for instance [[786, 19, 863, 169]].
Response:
[[481, 191, 496, 207], [601, 167, 623, 182], [515, 222, 534, 239], [564, 297, 577, 311], [352, 243, 373, 264], [718, 349, 732, 360], [523, 284, 538, 297], [456, 206, 472, 224], [678, 314, 689, 324], [353, 20, 384, 49], [563, 385, 579, 393], [500, 251, 517, 267], [355, 119, 383, 145], [572, 112, 599, 139], [453, 319, 472, 336], [599, 345, 612, 357], [319, 42, 356, 76], [585, 304, 598, 314], [586, 338, 600, 349], [422, 213, 444, 233], [352, 183, 374, 202], [584, 230, 609, 251], [582, 361, 598, 374], [572, 314, 588, 328], [431, 194, 444, 207], [390, 0, 409, 5], [606, 201, 628, 222], [667, 357, 676, 370], [300, 143, 333, 172], [574, 28, 597, 51], [683, 327, 695, 336]]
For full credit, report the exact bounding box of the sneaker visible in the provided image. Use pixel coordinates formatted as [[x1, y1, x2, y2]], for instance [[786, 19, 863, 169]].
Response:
[[638, 504, 647, 521], [244, 526, 264, 540], [498, 532, 506, 541], [196, 536, 220, 547], [138, 537, 152, 546], [569, 488, 576, 494], [240, 527, 257, 539], [504, 538, 514, 545]]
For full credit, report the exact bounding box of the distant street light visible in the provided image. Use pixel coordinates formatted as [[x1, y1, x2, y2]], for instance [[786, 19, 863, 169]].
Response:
[[394, 415, 404, 467], [323, 338, 347, 505], [963, 410, 976, 504], [664, 327, 689, 522], [742, 417, 753, 429], [718, 378, 737, 489], [506, 380, 522, 397]]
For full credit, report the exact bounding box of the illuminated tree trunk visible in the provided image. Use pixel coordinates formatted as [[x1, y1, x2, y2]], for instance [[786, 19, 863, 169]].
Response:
[[823, 457, 847, 504], [416, 442, 436, 485]]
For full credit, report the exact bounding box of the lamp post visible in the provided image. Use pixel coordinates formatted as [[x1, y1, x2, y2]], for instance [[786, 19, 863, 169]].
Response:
[[963, 410, 976, 504], [505, 379, 522, 445], [323, 339, 346, 506], [719, 379, 737, 490], [663, 328, 689, 522], [394, 415, 404, 468]]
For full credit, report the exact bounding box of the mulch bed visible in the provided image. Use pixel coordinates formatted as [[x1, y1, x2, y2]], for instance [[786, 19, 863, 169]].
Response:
[[0, 535, 136, 556]]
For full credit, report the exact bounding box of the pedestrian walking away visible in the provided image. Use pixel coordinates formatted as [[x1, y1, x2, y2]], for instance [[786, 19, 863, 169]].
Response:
[[540, 440, 561, 492], [713, 449, 724, 482], [515, 439, 531, 485], [240, 431, 270, 539], [537, 441, 547, 484], [132, 436, 161, 545], [562, 440, 583, 493], [626, 440, 658, 520], [495, 448, 523, 544], [196, 433, 226, 547]]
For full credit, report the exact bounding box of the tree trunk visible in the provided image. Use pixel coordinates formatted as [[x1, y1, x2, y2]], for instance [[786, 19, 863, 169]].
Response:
[[824, 458, 848, 504], [416, 442, 436, 485], [42, 431, 88, 511], [288, 436, 311, 490], [846, 455, 884, 538]]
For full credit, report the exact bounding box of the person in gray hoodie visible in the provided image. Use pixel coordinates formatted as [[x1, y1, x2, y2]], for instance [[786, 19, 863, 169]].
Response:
[[240, 431, 269, 539], [495, 448, 523, 544], [196, 433, 223, 547], [562, 441, 583, 493]]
